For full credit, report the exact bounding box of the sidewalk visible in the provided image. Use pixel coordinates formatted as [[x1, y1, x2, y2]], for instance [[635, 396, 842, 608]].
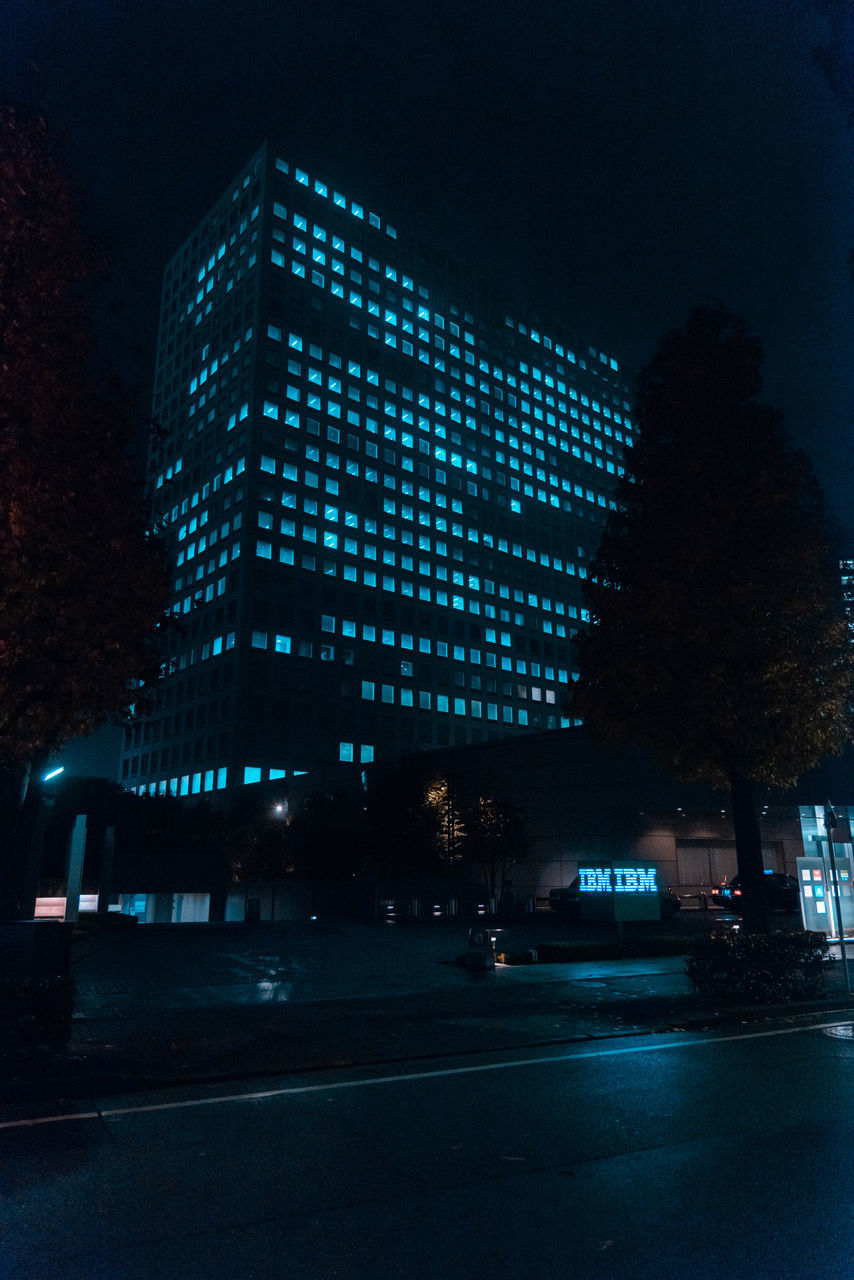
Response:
[[7, 915, 854, 1105]]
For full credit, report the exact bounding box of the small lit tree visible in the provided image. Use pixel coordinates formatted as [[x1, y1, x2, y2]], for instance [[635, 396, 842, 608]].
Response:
[[423, 777, 466, 865]]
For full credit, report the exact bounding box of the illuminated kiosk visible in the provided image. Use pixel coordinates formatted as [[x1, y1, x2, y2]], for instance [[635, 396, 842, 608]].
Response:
[[577, 860, 662, 922], [797, 852, 854, 939]]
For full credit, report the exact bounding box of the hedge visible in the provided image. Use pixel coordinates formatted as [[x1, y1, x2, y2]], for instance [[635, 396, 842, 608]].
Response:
[[686, 930, 830, 1003]]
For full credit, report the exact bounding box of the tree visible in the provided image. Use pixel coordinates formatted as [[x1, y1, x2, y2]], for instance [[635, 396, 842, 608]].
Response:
[[279, 792, 368, 880], [0, 107, 169, 917], [363, 760, 453, 878], [224, 808, 295, 886], [464, 795, 527, 906], [423, 777, 466, 866], [573, 305, 853, 932]]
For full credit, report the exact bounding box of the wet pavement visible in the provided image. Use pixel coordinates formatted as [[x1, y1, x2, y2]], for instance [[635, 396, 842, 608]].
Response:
[[7, 910, 854, 1105]]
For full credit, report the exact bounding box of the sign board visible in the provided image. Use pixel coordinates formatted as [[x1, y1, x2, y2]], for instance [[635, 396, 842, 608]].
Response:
[[576, 861, 662, 922]]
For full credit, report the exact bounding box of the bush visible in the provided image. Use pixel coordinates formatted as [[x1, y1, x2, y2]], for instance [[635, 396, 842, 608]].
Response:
[[0, 976, 75, 1071], [686, 930, 830, 1003]]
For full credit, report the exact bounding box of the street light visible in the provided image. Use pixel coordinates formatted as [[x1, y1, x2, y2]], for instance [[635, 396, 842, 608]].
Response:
[[824, 802, 850, 994]]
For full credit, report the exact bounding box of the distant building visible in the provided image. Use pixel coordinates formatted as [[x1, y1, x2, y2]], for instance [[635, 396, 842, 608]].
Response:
[[120, 143, 632, 800]]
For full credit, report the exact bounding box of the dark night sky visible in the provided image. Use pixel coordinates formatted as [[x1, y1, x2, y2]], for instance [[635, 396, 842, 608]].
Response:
[[6, 0, 854, 529]]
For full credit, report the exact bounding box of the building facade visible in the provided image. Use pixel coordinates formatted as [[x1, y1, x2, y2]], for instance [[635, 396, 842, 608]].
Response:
[[120, 143, 632, 799]]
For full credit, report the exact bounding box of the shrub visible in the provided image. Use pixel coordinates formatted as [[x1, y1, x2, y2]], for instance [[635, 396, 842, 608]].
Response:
[[686, 930, 830, 1003]]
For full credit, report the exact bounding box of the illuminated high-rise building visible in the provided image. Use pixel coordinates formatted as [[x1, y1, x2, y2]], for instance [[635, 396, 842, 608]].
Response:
[[120, 143, 633, 799]]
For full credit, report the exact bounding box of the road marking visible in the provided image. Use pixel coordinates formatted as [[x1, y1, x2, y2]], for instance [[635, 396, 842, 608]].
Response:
[[3, 1017, 853, 1132]]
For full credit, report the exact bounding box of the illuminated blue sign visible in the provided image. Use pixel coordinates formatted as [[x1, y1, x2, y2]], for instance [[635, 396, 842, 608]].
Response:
[[578, 866, 658, 894]]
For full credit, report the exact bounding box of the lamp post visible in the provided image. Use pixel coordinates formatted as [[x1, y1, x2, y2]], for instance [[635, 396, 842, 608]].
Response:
[[824, 803, 850, 994]]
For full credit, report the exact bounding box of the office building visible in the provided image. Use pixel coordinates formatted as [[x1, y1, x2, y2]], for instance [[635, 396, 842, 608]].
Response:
[[120, 143, 632, 799]]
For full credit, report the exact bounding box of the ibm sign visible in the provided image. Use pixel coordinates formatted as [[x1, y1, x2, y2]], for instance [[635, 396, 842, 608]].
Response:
[[575, 861, 661, 921], [579, 866, 658, 894]]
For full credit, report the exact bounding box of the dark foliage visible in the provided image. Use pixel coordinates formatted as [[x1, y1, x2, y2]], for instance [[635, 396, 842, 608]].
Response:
[[278, 791, 368, 880], [0, 107, 170, 915], [574, 305, 853, 931], [686, 930, 830, 1003], [0, 106, 169, 766], [364, 761, 459, 878], [463, 795, 527, 900]]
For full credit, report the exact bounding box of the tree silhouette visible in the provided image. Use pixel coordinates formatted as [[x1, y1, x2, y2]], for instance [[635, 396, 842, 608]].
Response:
[[0, 107, 169, 917], [574, 305, 853, 932]]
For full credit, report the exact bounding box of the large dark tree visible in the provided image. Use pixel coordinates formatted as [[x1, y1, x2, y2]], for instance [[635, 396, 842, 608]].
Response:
[[0, 107, 168, 917], [573, 305, 853, 932]]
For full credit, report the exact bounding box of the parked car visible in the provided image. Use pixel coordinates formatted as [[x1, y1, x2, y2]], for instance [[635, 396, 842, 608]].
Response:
[[711, 871, 799, 913], [548, 877, 681, 919]]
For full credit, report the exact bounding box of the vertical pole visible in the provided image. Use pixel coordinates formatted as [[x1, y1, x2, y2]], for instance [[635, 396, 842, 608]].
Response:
[[64, 814, 87, 924], [98, 825, 115, 915], [825, 804, 850, 993]]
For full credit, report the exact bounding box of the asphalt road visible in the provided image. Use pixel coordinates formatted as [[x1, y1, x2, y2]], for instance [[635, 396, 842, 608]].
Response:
[[4, 1012, 854, 1280]]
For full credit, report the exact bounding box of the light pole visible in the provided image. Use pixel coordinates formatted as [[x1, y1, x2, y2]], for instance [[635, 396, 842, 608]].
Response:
[[824, 803, 850, 994]]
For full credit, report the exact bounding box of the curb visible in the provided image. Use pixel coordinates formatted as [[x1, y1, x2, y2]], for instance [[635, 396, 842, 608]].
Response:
[[6, 991, 854, 1109]]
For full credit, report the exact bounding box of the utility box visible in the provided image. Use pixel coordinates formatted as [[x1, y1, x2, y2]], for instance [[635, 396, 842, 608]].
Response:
[[576, 861, 662, 922]]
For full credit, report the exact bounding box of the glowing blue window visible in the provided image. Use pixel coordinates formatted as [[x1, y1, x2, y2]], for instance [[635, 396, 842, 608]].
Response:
[[256, 541, 272, 559], [334, 191, 345, 208], [271, 250, 285, 268], [360, 745, 374, 763], [263, 402, 279, 420], [351, 202, 363, 219], [295, 169, 308, 186], [339, 742, 354, 762], [243, 767, 262, 785], [274, 634, 291, 653], [314, 180, 327, 197], [361, 681, 375, 700], [292, 261, 305, 277]]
